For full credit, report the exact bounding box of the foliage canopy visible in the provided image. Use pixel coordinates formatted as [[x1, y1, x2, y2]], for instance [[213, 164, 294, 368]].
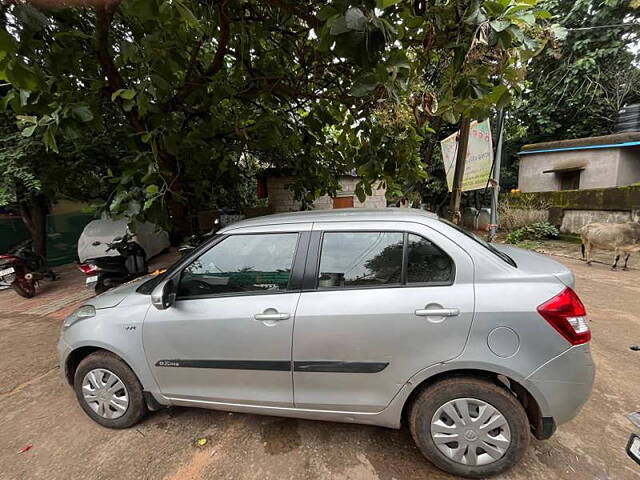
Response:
[[1, 0, 556, 232]]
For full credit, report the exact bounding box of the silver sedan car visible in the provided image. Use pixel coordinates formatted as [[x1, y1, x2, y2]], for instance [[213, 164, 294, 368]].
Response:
[[58, 209, 594, 478]]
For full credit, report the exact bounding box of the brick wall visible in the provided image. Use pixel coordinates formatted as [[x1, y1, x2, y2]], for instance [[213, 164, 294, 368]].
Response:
[[266, 176, 387, 213]]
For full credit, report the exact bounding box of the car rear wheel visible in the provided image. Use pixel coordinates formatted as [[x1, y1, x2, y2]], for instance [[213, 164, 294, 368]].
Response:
[[73, 351, 147, 428], [408, 377, 529, 478]]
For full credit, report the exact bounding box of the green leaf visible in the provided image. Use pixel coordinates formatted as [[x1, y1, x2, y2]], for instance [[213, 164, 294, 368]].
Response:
[[0, 29, 17, 57], [110, 190, 129, 212], [111, 88, 136, 101], [330, 17, 350, 36], [22, 125, 37, 137], [534, 10, 552, 19], [43, 127, 58, 153], [145, 184, 160, 194], [174, 1, 200, 28], [345, 7, 366, 31], [317, 6, 338, 21], [442, 110, 457, 124], [490, 20, 511, 32], [550, 24, 568, 41], [484, 1, 508, 16], [72, 105, 94, 122], [520, 13, 535, 26], [19, 89, 31, 106], [111, 89, 125, 101], [351, 73, 380, 97], [5, 60, 41, 91], [121, 89, 136, 100], [376, 0, 402, 9]]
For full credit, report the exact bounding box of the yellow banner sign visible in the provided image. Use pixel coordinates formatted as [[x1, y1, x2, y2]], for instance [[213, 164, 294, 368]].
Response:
[[441, 119, 493, 192]]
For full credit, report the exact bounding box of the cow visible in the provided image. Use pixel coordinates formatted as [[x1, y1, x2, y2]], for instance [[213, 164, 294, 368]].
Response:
[[580, 222, 640, 270]]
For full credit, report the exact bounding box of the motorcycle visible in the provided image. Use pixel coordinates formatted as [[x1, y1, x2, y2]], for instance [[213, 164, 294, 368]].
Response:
[[0, 239, 57, 298], [79, 233, 148, 294]]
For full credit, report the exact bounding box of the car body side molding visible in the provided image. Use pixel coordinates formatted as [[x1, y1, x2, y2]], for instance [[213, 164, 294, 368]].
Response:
[[155, 359, 389, 373]]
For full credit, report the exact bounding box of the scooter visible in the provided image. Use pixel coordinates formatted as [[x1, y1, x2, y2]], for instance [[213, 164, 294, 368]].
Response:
[[79, 233, 148, 294], [0, 239, 56, 298]]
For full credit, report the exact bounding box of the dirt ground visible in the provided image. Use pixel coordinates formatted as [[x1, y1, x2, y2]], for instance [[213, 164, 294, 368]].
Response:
[[1, 248, 640, 480]]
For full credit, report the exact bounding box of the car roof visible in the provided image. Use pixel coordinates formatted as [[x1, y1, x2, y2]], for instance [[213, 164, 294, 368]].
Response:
[[220, 208, 439, 231]]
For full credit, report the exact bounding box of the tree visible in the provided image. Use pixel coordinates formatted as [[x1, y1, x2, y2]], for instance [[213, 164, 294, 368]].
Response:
[[0, 111, 125, 257], [1, 0, 555, 236], [512, 0, 640, 143]]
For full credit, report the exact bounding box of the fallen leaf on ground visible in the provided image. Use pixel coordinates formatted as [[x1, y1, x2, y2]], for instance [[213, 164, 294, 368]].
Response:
[[18, 444, 33, 454]]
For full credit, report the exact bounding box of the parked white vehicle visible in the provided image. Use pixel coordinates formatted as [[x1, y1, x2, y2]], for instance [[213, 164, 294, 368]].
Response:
[[77, 219, 170, 263]]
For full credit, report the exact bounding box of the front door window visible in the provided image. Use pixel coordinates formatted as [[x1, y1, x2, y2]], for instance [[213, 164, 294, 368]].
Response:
[[179, 233, 299, 297]]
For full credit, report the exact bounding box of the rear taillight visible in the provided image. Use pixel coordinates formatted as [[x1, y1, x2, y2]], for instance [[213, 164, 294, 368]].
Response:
[[79, 263, 99, 275], [537, 287, 590, 345]]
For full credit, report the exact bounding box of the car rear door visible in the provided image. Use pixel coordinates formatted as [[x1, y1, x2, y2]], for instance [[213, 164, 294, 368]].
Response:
[[143, 224, 310, 407], [292, 220, 475, 412]]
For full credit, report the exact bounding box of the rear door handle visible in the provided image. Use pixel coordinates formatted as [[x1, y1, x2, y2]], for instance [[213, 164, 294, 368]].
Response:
[[415, 308, 460, 317], [254, 312, 291, 321]]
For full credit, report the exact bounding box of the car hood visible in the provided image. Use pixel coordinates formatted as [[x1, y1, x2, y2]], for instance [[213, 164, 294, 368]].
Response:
[[90, 275, 151, 309], [492, 243, 575, 287]]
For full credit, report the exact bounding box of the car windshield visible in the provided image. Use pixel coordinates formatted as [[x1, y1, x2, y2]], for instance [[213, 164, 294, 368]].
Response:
[[439, 219, 517, 268]]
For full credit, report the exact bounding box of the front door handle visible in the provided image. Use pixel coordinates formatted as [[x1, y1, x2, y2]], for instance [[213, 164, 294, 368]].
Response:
[[254, 312, 291, 321], [415, 308, 460, 317]]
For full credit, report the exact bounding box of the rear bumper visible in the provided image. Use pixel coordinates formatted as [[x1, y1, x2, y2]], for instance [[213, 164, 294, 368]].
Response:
[[524, 343, 595, 426]]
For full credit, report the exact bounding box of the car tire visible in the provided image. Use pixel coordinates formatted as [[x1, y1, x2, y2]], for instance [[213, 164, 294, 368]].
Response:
[[73, 351, 148, 428], [408, 377, 529, 479]]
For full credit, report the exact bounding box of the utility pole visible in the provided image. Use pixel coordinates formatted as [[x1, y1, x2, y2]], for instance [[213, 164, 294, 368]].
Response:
[[489, 109, 506, 241], [449, 117, 471, 224]]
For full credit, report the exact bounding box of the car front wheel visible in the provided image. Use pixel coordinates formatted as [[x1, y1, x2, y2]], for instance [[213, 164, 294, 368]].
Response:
[[408, 377, 529, 478], [73, 351, 147, 428]]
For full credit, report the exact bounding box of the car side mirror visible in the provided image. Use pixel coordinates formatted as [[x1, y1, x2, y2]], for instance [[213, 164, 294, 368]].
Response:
[[151, 278, 177, 310]]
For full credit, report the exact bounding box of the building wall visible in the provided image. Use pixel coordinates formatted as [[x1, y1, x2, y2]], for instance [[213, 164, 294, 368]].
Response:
[[518, 148, 624, 192], [266, 176, 387, 213], [616, 146, 640, 186]]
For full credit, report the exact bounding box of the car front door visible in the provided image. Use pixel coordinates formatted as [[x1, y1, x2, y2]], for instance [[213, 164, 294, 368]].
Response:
[[143, 225, 310, 407], [292, 221, 475, 412]]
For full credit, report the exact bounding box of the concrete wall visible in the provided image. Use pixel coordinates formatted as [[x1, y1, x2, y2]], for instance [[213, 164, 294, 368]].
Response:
[[560, 210, 632, 233], [506, 185, 640, 233], [518, 148, 624, 192], [266, 176, 387, 213]]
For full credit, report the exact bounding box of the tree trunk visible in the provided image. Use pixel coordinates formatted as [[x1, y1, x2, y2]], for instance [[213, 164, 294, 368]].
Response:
[[17, 189, 49, 259], [449, 117, 471, 224]]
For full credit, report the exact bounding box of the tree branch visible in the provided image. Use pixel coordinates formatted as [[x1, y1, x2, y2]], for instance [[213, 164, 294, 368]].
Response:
[[262, 0, 322, 28], [169, 1, 231, 107], [95, 3, 146, 134]]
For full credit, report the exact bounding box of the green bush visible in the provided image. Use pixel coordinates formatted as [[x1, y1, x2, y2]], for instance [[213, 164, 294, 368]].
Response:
[[506, 222, 559, 244]]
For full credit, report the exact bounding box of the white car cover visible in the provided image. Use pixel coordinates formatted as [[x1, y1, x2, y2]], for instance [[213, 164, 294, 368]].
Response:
[[77, 219, 170, 263]]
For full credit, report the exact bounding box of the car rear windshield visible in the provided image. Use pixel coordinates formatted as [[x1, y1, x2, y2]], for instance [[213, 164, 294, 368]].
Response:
[[439, 219, 517, 268]]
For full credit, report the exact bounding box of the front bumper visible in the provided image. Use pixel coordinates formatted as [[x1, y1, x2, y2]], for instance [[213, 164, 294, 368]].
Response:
[[525, 343, 595, 425], [57, 337, 72, 384]]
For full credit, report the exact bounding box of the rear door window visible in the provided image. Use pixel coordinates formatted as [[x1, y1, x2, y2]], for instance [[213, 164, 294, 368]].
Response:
[[318, 232, 404, 288], [406, 234, 454, 285]]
